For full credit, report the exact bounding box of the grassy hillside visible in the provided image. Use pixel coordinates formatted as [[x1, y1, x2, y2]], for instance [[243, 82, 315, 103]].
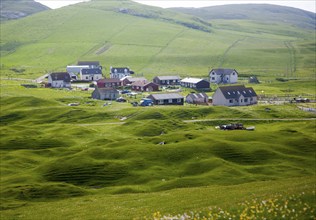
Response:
[[0, 80, 315, 218], [0, 0, 49, 21], [172, 4, 316, 29], [0, 0, 315, 80]]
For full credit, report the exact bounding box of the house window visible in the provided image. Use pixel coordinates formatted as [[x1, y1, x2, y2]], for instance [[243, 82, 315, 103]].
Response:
[[229, 99, 233, 103], [250, 98, 253, 101], [211, 77, 215, 80], [212, 72, 215, 75], [233, 72, 235, 75], [244, 98, 248, 102], [168, 99, 173, 103], [86, 76, 89, 79], [240, 99, 243, 103], [159, 100, 164, 104], [177, 99, 182, 103]]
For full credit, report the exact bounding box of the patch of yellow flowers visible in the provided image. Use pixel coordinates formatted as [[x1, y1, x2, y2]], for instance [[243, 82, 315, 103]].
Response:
[[148, 191, 315, 220]]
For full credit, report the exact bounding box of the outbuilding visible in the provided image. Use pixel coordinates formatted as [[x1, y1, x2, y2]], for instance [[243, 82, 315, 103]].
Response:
[[153, 76, 181, 86], [131, 81, 159, 92], [186, 93, 209, 105], [181, 77, 210, 90]]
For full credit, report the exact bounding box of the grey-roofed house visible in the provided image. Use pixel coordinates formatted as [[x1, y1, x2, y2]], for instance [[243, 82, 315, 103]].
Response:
[[77, 61, 100, 69], [153, 76, 181, 85], [147, 93, 184, 105], [186, 93, 209, 105], [80, 68, 103, 81], [92, 87, 119, 100], [131, 81, 159, 92], [212, 85, 257, 106], [121, 76, 147, 86], [48, 72, 71, 88], [209, 68, 238, 84], [110, 67, 132, 79], [180, 77, 210, 90]]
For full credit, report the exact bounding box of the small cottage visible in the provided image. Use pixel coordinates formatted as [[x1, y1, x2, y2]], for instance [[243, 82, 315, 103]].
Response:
[[181, 77, 210, 90], [212, 85, 257, 106], [209, 68, 238, 84], [97, 78, 122, 88], [131, 81, 159, 92], [92, 87, 119, 100], [80, 68, 103, 81], [147, 93, 184, 105], [48, 72, 71, 88], [153, 76, 181, 86], [186, 93, 209, 105], [110, 67, 132, 79]]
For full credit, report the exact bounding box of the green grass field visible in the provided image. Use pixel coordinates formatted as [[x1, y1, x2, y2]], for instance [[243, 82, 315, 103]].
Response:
[[0, 79, 315, 219]]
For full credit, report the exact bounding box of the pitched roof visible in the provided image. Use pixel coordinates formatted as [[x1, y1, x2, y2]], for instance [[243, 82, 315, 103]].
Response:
[[186, 93, 208, 100], [210, 68, 237, 75], [218, 85, 257, 99], [77, 61, 100, 66], [95, 87, 119, 94], [50, 72, 70, 82], [155, 76, 181, 80], [110, 67, 130, 74], [125, 77, 147, 83], [97, 78, 121, 83], [181, 77, 206, 84], [148, 93, 183, 100], [81, 68, 102, 75], [132, 81, 157, 87]]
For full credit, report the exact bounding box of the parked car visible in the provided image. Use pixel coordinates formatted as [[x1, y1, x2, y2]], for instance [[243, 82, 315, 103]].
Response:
[[116, 97, 127, 102], [121, 90, 130, 94], [139, 98, 153, 106]]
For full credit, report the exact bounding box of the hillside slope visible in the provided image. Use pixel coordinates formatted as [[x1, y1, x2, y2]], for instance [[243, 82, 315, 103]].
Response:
[[0, 0, 315, 78], [172, 4, 316, 29], [0, 0, 49, 21]]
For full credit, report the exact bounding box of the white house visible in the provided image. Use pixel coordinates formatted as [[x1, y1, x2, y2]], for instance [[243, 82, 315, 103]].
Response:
[[110, 67, 132, 79], [48, 72, 71, 88], [212, 85, 257, 106], [209, 69, 238, 84], [80, 68, 103, 81], [66, 65, 90, 75]]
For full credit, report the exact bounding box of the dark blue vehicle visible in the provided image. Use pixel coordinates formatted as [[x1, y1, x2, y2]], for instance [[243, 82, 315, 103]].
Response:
[[139, 98, 153, 106]]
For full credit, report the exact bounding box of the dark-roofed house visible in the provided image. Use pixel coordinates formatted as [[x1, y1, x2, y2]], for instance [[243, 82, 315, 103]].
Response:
[[181, 77, 210, 90], [147, 93, 184, 105], [186, 93, 209, 105], [121, 76, 147, 86], [77, 61, 100, 69], [48, 72, 71, 88], [80, 68, 103, 81], [131, 81, 159, 92], [209, 69, 238, 84], [97, 78, 122, 88], [92, 87, 119, 100], [212, 85, 257, 106], [110, 67, 132, 79], [153, 76, 181, 86]]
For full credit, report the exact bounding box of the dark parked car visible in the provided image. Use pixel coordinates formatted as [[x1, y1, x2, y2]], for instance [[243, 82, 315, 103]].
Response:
[[116, 97, 127, 102]]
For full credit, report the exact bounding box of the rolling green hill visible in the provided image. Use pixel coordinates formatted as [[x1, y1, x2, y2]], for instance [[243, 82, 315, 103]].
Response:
[[0, 0, 49, 21], [0, 0, 315, 79], [171, 4, 316, 29]]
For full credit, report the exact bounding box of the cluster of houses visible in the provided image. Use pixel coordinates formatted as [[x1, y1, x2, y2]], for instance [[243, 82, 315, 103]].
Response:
[[46, 61, 257, 107]]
